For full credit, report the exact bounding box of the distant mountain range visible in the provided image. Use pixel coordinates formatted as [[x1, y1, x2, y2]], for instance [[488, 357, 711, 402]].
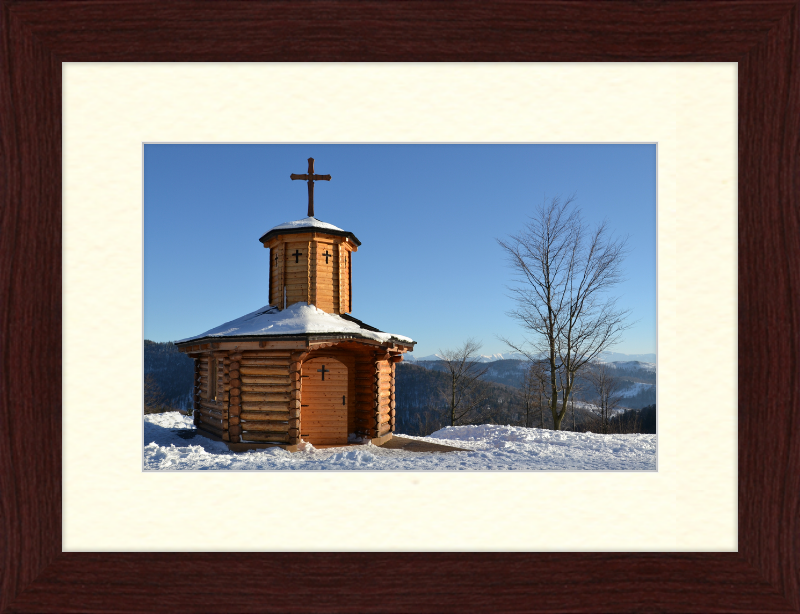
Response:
[[405, 351, 657, 364]]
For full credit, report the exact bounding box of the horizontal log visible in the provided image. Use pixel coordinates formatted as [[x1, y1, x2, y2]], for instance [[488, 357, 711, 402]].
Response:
[[198, 422, 224, 438], [198, 413, 223, 428], [241, 351, 294, 358], [240, 411, 291, 421], [239, 420, 289, 432], [240, 358, 291, 366], [242, 401, 290, 411], [241, 431, 290, 442], [197, 407, 226, 421], [198, 399, 223, 410], [229, 416, 240, 425], [229, 362, 240, 371], [241, 366, 289, 376], [228, 406, 240, 417], [242, 393, 290, 403], [241, 384, 291, 393], [242, 375, 291, 385], [228, 353, 243, 361]]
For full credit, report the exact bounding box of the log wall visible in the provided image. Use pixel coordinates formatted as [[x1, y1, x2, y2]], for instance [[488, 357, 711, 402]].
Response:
[[195, 352, 232, 441], [264, 231, 355, 314], [237, 350, 293, 444], [190, 343, 401, 447], [269, 244, 284, 308], [353, 353, 375, 438], [337, 243, 348, 314], [375, 357, 394, 437]]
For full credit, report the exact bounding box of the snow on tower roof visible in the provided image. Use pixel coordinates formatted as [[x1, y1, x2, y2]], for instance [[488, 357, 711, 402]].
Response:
[[177, 302, 413, 345], [259, 217, 361, 245]]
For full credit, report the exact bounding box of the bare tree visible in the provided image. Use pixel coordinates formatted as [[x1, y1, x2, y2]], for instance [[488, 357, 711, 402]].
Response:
[[498, 196, 632, 430], [438, 338, 490, 427], [585, 361, 623, 434]]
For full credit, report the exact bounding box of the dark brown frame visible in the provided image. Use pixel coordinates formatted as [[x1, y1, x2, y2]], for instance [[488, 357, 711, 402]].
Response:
[[1, 2, 798, 612]]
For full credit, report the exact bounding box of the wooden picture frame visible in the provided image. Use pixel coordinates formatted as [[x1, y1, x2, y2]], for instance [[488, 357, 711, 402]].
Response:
[[2, 1, 798, 611]]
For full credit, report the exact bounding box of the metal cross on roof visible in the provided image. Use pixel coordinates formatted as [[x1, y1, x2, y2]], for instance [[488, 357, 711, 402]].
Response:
[[290, 157, 331, 217]]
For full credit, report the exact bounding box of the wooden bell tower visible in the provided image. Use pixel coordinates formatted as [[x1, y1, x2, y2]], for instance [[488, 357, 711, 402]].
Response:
[[259, 158, 360, 314]]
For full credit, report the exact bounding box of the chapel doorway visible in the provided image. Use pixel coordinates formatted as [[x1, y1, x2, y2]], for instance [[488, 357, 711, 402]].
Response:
[[301, 357, 348, 445]]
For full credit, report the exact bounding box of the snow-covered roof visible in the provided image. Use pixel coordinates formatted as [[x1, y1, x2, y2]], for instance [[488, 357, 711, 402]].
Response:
[[259, 217, 361, 246], [177, 302, 413, 346], [269, 216, 344, 233]]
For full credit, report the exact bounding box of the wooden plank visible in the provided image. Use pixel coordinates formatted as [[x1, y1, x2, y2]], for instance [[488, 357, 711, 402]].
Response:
[[301, 394, 348, 403], [302, 370, 347, 378], [302, 429, 347, 435], [240, 351, 294, 358]]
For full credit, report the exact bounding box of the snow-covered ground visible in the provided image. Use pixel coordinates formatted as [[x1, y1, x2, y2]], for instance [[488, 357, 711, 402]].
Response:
[[144, 412, 656, 471]]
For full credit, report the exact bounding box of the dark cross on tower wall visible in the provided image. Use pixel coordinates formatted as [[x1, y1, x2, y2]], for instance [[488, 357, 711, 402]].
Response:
[[317, 364, 329, 381], [292, 249, 302, 263], [290, 157, 331, 217], [274, 252, 278, 266], [322, 249, 332, 264]]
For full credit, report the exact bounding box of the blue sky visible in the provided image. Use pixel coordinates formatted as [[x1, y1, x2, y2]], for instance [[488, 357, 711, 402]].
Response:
[[144, 144, 656, 357]]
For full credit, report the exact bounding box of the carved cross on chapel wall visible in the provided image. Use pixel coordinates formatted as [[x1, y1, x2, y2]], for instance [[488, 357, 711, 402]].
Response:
[[290, 157, 331, 217], [322, 249, 332, 264], [292, 249, 302, 263]]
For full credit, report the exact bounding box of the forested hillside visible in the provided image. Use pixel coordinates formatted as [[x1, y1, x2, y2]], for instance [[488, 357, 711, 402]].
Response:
[[413, 359, 656, 409], [144, 340, 194, 411], [394, 362, 600, 435]]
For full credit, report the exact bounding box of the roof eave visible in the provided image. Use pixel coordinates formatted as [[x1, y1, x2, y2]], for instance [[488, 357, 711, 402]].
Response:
[[175, 332, 415, 348], [259, 226, 362, 246]]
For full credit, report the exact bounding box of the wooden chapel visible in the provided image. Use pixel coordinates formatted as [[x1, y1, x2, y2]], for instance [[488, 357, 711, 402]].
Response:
[[176, 158, 415, 450]]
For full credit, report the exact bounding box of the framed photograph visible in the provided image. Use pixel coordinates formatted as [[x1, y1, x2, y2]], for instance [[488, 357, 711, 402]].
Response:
[[143, 143, 658, 470], [2, 2, 797, 612]]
